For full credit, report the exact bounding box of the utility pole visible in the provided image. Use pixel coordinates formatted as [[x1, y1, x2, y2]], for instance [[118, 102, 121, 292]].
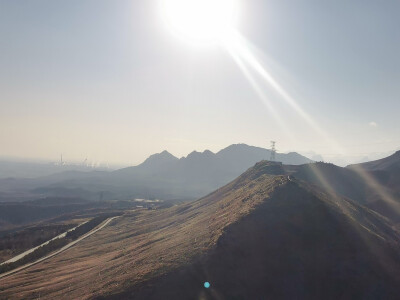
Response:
[[270, 141, 276, 162]]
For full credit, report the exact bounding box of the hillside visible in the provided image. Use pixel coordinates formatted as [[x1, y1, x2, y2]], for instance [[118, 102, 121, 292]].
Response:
[[1, 161, 400, 299], [347, 151, 400, 196], [283, 151, 400, 223], [288, 162, 368, 204]]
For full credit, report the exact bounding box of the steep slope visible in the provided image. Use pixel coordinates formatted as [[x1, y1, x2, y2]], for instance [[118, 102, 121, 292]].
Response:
[[0, 162, 285, 299], [347, 152, 400, 223], [1, 162, 400, 299], [289, 162, 367, 204], [347, 151, 400, 195], [123, 184, 400, 300], [288, 155, 400, 223]]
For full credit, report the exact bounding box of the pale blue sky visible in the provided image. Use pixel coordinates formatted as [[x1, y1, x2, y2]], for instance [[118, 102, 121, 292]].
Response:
[[1, 0, 399, 166]]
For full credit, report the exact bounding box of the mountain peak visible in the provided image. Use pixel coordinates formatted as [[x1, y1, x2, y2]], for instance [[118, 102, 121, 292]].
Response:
[[187, 150, 200, 157], [185, 150, 215, 160], [242, 160, 285, 180], [160, 150, 173, 156], [219, 143, 255, 151], [203, 149, 214, 155], [142, 150, 178, 165]]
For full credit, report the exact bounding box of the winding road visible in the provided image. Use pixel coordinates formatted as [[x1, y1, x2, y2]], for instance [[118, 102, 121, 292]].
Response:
[[0, 216, 120, 280]]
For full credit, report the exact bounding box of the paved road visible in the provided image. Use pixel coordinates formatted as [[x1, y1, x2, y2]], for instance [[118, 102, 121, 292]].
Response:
[[0, 221, 89, 266], [0, 216, 120, 280]]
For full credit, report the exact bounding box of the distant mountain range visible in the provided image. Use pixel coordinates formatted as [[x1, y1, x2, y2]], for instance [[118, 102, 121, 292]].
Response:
[[1, 145, 399, 227], [108, 143, 312, 198], [0, 144, 312, 202]]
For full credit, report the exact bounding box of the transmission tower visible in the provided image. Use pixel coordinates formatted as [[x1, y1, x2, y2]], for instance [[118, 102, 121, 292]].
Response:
[[270, 141, 276, 162]]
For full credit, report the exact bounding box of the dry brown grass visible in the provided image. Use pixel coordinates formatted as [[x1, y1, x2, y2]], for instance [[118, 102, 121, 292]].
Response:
[[0, 163, 286, 299]]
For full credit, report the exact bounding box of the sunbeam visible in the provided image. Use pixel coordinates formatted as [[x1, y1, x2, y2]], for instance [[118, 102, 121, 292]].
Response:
[[224, 31, 344, 155], [225, 44, 297, 144], [349, 164, 400, 215], [224, 29, 400, 222], [305, 163, 398, 276]]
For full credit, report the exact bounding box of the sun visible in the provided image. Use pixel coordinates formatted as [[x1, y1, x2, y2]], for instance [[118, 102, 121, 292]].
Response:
[[160, 0, 240, 45]]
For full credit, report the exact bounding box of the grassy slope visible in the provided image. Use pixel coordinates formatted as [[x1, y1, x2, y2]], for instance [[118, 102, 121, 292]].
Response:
[[123, 180, 400, 300], [0, 162, 284, 299], [1, 162, 400, 299]]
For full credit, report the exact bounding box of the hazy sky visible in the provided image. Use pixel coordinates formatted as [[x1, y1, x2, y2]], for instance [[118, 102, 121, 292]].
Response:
[[1, 0, 399, 166]]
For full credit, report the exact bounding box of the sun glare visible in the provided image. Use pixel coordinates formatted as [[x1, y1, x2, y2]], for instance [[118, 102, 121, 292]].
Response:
[[160, 0, 239, 45]]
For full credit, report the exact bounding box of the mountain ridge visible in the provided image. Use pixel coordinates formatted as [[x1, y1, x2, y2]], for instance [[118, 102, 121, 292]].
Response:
[[116, 143, 311, 174], [2, 161, 400, 299], [347, 150, 400, 171]]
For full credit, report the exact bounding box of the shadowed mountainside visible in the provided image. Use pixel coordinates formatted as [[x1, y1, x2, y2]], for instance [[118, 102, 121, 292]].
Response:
[[286, 151, 400, 223], [1, 161, 400, 299], [348, 151, 400, 199]]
